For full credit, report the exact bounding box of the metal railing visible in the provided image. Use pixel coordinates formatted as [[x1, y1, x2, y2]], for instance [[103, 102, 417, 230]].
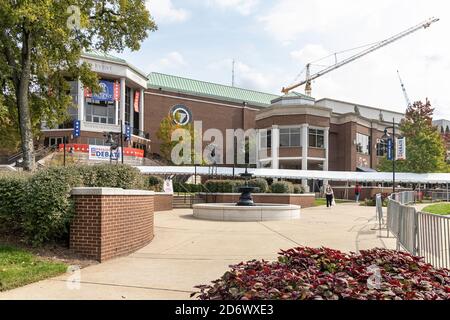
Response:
[[387, 191, 450, 269]]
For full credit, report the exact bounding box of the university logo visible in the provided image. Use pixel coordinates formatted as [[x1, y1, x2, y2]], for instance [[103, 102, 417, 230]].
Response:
[[170, 104, 192, 125]]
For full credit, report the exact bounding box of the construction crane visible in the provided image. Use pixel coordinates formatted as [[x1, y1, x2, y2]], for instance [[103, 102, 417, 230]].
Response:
[[397, 70, 412, 108], [282, 17, 439, 96]]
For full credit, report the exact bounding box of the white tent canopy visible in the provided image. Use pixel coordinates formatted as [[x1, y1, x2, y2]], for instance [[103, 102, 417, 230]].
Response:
[[136, 166, 450, 184]]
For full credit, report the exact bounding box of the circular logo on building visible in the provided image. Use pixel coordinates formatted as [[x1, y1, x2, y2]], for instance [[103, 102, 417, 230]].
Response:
[[170, 104, 192, 125]]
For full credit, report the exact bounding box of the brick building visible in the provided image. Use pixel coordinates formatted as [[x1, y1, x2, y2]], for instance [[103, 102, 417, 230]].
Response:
[[2, 52, 405, 172]]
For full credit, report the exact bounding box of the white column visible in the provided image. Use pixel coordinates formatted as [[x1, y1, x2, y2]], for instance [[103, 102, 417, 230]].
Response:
[[323, 127, 330, 187], [130, 88, 134, 129], [77, 80, 84, 121], [120, 78, 126, 126], [255, 129, 261, 168], [271, 125, 280, 169], [301, 124, 309, 189], [139, 89, 145, 134]]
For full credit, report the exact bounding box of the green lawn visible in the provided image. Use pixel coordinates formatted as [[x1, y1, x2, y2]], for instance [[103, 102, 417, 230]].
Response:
[[422, 203, 450, 216], [0, 245, 67, 291]]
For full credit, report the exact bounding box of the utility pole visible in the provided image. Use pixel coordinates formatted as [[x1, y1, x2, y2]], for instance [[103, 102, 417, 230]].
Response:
[[232, 59, 235, 87]]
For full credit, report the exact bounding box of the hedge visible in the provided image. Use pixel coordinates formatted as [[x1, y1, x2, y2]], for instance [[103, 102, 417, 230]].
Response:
[[270, 181, 294, 194], [0, 164, 149, 246], [146, 175, 164, 192], [0, 172, 30, 232], [204, 180, 245, 193]]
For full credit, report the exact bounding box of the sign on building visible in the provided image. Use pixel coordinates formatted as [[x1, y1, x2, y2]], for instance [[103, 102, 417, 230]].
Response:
[[84, 80, 115, 102], [73, 120, 81, 138], [89, 145, 122, 161], [396, 137, 406, 160]]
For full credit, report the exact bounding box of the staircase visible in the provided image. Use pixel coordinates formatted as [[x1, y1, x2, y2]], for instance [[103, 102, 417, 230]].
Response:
[[173, 194, 206, 209]]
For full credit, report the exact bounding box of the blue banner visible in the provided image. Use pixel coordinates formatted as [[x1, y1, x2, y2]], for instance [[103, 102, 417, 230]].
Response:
[[91, 80, 114, 102], [387, 138, 393, 161], [73, 120, 81, 138]]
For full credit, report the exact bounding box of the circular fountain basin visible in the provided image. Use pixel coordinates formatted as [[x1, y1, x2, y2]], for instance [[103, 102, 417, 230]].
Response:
[[193, 203, 301, 222]]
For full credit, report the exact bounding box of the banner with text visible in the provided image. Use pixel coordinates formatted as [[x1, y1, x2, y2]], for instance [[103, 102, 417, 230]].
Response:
[[89, 145, 122, 161], [396, 137, 406, 160]]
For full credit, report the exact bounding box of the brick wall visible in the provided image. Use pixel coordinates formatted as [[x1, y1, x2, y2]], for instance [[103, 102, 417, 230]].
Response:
[[70, 188, 154, 262], [154, 193, 173, 211], [200, 193, 316, 208]]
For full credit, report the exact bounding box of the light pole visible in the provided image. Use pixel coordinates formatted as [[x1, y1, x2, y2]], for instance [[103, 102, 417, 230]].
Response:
[[381, 118, 397, 194]]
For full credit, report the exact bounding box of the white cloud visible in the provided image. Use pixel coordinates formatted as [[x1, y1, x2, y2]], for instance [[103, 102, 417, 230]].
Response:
[[290, 44, 329, 65], [208, 0, 259, 16], [160, 51, 187, 67], [208, 59, 282, 93], [146, 0, 190, 23], [258, 0, 450, 118], [149, 51, 188, 73]]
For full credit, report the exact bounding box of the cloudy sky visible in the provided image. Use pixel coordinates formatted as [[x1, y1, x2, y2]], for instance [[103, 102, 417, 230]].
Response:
[[117, 0, 450, 118]]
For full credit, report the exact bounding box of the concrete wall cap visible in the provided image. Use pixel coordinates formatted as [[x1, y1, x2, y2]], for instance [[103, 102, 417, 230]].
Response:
[[71, 187, 154, 196]]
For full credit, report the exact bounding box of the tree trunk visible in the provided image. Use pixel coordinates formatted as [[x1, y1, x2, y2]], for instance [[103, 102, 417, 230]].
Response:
[[17, 29, 35, 171]]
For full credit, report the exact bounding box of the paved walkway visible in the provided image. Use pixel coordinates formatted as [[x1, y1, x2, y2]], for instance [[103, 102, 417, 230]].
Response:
[[0, 203, 396, 300]]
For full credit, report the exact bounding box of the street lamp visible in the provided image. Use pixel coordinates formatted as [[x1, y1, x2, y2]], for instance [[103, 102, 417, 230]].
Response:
[[381, 118, 397, 194]]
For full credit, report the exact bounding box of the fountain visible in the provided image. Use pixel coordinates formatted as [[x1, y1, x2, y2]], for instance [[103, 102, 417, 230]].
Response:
[[236, 166, 258, 206], [193, 166, 301, 222]]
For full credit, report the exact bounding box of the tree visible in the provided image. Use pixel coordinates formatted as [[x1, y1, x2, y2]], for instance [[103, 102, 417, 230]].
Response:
[[378, 99, 447, 173], [156, 114, 204, 165], [0, 1, 156, 171]]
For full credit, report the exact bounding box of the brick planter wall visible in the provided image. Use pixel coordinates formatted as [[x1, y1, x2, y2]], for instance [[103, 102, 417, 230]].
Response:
[[70, 188, 154, 262], [154, 193, 173, 211], [200, 193, 316, 208]]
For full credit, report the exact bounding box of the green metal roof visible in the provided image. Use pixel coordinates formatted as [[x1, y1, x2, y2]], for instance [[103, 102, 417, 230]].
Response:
[[147, 72, 281, 108]]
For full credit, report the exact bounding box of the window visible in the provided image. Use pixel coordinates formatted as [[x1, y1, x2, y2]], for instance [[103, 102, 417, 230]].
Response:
[[279, 128, 301, 147], [309, 128, 324, 148], [49, 137, 64, 147], [356, 133, 370, 155], [87, 138, 106, 146], [376, 140, 387, 156], [85, 99, 115, 124], [260, 130, 272, 148]]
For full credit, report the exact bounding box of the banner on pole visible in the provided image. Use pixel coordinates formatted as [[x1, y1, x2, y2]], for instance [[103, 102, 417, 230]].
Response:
[[134, 91, 140, 112], [396, 137, 406, 160], [387, 138, 393, 161]]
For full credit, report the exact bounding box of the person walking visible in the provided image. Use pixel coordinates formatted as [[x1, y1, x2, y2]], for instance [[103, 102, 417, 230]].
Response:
[[355, 183, 362, 203], [325, 184, 334, 208]]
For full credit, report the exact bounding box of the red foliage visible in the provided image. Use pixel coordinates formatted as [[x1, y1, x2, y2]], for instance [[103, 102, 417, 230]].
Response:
[[192, 247, 450, 300]]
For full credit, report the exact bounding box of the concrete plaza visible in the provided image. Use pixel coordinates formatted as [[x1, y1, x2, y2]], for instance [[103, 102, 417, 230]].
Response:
[[0, 203, 396, 300]]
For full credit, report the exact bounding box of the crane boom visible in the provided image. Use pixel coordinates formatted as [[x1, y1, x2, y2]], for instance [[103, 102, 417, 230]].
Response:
[[397, 70, 411, 108], [282, 17, 439, 96]]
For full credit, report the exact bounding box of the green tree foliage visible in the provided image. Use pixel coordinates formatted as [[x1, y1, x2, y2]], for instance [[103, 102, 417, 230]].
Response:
[[378, 99, 447, 173], [156, 114, 204, 164], [0, 0, 157, 170]]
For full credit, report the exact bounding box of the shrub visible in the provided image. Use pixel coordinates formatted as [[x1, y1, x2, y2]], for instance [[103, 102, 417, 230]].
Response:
[[146, 175, 164, 192], [204, 180, 245, 193], [193, 247, 450, 300], [23, 167, 82, 246], [78, 164, 144, 189], [293, 184, 305, 194], [247, 178, 268, 193], [0, 164, 148, 246], [270, 181, 294, 194], [0, 172, 30, 232]]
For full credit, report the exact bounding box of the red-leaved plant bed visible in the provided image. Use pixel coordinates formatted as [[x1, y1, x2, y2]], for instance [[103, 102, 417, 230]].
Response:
[[192, 247, 450, 300]]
